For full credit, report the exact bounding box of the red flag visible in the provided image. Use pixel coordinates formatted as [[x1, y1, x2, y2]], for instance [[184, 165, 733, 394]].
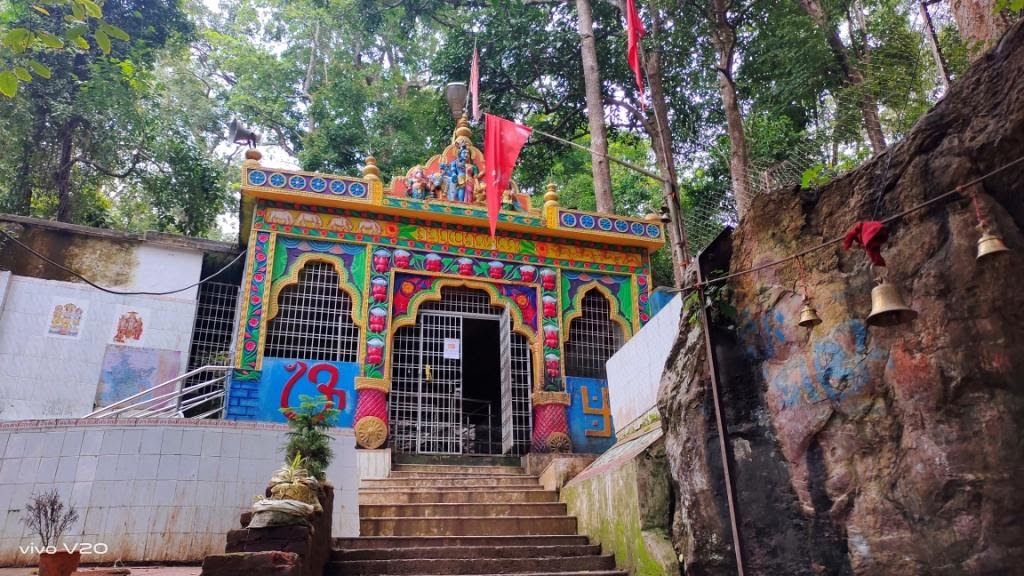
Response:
[[484, 113, 532, 238], [625, 0, 646, 99], [470, 45, 480, 121]]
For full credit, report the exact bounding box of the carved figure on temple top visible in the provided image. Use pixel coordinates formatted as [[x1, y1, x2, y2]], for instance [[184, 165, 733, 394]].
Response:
[[405, 166, 431, 200]]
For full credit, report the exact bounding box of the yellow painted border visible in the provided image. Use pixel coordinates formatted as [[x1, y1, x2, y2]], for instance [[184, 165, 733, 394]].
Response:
[[533, 391, 570, 406], [355, 377, 390, 393], [233, 227, 260, 369], [383, 272, 545, 397], [266, 253, 365, 328], [561, 282, 634, 347]]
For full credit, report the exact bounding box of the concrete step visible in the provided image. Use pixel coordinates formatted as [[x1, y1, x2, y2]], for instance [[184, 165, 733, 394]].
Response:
[[362, 477, 541, 489], [334, 536, 591, 550], [360, 502, 567, 518], [333, 544, 602, 561], [389, 471, 530, 479], [361, 515, 578, 537], [392, 454, 522, 468], [326, 555, 617, 575], [359, 489, 558, 505], [392, 464, 527, 475]]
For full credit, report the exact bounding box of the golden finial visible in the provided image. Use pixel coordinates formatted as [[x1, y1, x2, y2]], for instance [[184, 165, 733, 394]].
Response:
[[362, 156, 381, 181], [243, 149, 262, 164], [543, 182, 559, 206], [453, 113, 473, 142]]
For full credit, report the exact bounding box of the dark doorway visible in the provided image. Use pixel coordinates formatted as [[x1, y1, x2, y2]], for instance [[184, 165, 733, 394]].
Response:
[[461, 318, 501, 454]]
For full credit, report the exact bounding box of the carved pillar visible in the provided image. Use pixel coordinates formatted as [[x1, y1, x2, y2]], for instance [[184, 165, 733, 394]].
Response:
[[354, 377, 389, 449], [532, 392, 571, 452]]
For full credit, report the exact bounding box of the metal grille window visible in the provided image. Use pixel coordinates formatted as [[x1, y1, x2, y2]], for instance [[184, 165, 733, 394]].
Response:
[[564, 290, 624, 379], [421, 287, 497, 315], [187, 281, 239, 369], [263, 261, 359, 362]]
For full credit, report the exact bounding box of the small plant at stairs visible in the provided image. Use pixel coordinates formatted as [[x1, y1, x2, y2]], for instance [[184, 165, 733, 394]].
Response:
[[280, 394, 339, 481]]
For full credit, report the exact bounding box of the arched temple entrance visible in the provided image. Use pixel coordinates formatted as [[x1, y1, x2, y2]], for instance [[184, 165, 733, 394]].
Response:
[[388, 287, 533, 455]]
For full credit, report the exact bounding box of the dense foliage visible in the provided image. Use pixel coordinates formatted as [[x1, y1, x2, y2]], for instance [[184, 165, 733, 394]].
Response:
[[1, 0, 1008, 269]]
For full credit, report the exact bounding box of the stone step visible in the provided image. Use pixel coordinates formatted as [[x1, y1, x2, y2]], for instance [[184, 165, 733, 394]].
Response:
[[391, 464, 527, 475], [359, 489, 558, 504], [362, 477, 541, 489], [332, 544, 602, 561], [325, 554, 617, 575], [361, 516, 578, 537], [360, 502, 568, 518], [392, 454, 522, 468], [334, 536, 591, 550], [389, 471, 530, 479]]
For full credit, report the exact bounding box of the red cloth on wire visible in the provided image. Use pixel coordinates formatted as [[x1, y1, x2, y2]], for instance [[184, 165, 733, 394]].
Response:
[[625, 0, 646, 100], [843, 221, 889, 266]]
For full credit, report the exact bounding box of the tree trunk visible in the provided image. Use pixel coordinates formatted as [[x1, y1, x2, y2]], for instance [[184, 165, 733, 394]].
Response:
[[575, 0, 615, 213], [798, 0, 888, 154], [949, 0, 1013, 55], [645, 4, 688, 287], [55, 118, 80, 223], [708, 0, 751, 217], [12, 116, 44, 215], [920, 1, 952, 90]]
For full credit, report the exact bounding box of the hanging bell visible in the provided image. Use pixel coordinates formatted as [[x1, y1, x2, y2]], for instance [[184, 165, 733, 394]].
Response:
[[798, 302, 822, 328], [866, 282, 918, 327], [976, 232, 1010, 261]]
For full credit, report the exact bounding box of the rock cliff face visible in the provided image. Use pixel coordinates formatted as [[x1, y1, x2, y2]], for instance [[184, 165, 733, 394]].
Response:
[[658, 21, 1024, 576]]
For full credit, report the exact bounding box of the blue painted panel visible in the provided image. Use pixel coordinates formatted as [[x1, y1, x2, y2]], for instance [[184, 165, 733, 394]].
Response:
[[228, 357, 357, 427], [565, 376, 616, 454]]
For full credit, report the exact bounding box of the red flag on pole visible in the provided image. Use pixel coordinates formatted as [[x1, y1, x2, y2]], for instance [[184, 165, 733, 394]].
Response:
[[470, 45, 481, 121], [625, 0, 646, 99], [484, 113, 532, 238]]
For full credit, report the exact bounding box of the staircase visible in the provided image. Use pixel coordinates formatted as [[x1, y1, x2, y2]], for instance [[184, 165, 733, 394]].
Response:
[[330, 461, 625, 576]]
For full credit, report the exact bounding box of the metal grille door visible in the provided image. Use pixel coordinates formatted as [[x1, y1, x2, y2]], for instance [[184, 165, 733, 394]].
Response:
[[417, 313, 463, 454], [499, 310, 514, 454]]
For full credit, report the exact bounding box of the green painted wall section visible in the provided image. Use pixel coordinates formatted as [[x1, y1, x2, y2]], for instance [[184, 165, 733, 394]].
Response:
[[560, 435, 678, 575]]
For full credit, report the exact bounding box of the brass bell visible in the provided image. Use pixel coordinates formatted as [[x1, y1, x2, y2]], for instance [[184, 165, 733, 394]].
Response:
[[976, 232, 1010, 261], [798, 302, 822, 328], [866, 282, 918, 327]]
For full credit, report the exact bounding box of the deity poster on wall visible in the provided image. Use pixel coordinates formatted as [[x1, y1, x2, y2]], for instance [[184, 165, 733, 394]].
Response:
[[45, 297, 88, 339], [110, 305, 149, 347]]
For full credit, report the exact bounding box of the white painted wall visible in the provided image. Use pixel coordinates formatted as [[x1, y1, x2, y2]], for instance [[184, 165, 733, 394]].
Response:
[[606, 294, 682, 433], [0, 419, 359, 566], [0, 242, 203, 421]]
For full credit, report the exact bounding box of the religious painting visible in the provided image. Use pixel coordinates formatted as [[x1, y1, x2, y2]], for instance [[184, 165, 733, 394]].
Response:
[[46, 297, 88, 339], [109, 305, 150, 347], [95, 346, 183, 409]]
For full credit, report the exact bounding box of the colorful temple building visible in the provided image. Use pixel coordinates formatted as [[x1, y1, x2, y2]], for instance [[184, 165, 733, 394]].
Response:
[[225, 117, 665, 455]]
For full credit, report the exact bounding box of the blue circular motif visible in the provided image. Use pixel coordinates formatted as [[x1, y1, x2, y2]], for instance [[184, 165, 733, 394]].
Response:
[[329, 180, 346, 195], [349, 182, 367, 197], [646, 223, 661, 238], [560, 213, 578, 227], [288, 175, 307, 190], [580, 214, 596, 229], [248, 170, 267, 186], [614, 219, 629, 233], [310, 177, 327, 192], [269, 173, 286, 188], [598, 217, 613, 231], [630, 222, 645, 235]]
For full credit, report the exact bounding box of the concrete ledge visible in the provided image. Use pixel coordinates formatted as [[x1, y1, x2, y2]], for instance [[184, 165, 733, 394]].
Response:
[[538, 456, 596, 492], [522, 452, 596, 477]]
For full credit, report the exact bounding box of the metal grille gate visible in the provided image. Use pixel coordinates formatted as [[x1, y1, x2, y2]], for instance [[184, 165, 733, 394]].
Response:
[[389, 287, 532, 455], [565, 290, 624, 379]]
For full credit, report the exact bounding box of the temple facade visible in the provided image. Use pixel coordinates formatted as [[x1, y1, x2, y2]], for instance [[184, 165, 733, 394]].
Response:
[[224, 118, 665, 455]]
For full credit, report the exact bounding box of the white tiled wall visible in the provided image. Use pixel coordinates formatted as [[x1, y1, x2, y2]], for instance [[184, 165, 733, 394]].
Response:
[[606, 294, 682, 433], [0, 420, 358, 566], [0, 274, 200, 421]]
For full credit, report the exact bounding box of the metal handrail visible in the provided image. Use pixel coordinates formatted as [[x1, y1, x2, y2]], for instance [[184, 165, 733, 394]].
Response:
[[84, 365, 232, 419]]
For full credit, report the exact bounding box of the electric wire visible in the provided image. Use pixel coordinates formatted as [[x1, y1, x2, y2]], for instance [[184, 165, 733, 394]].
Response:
[[0, 227, 247, 296]]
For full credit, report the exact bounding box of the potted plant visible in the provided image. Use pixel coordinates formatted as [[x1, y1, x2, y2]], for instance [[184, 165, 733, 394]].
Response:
[[21, 490, 80, 576]]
